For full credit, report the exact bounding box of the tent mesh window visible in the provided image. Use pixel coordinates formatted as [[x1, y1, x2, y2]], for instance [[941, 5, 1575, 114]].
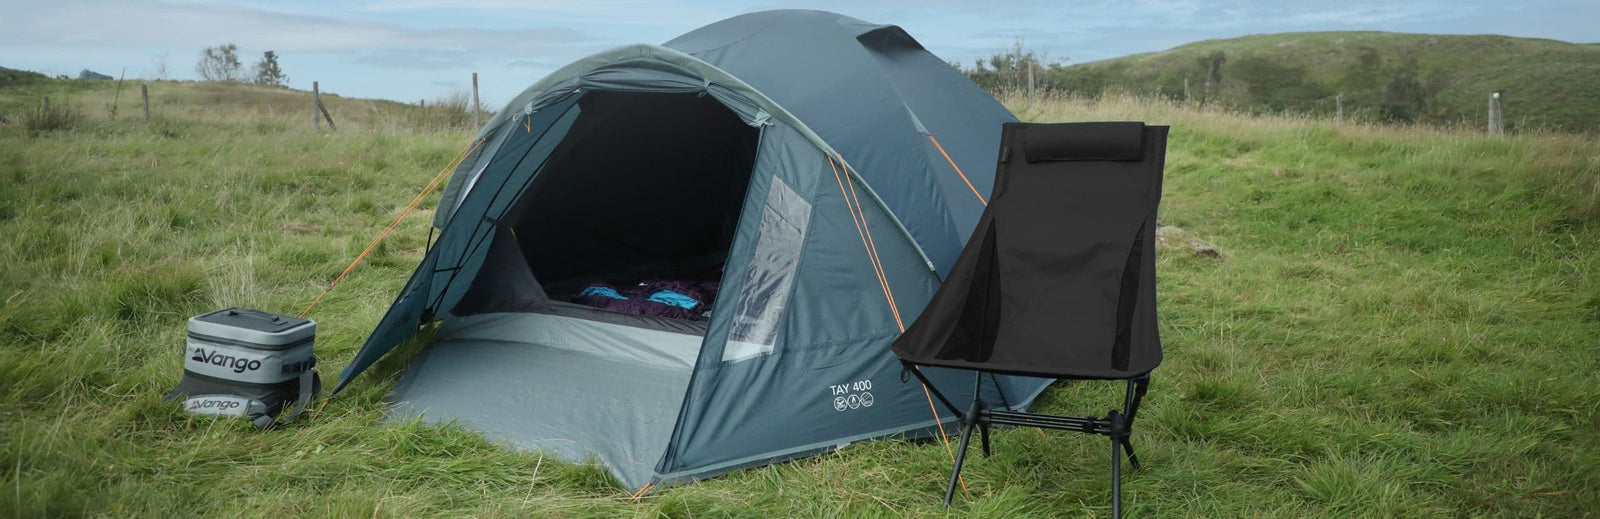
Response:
[[722, 176, 810, 361]]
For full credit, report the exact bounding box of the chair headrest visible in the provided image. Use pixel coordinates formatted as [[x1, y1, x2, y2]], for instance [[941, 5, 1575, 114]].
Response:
[[1022, 122, 1146, 163]]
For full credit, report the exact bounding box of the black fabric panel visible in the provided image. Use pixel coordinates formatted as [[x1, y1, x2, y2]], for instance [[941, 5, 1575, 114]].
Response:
[[893, 122, 1167, 379], [502, 91, 758, 296], [941, 218, 1000, 362], [854, 25, 924, 51], [1111, 221, 1147, 371], [1022, 121, 1145, 163]]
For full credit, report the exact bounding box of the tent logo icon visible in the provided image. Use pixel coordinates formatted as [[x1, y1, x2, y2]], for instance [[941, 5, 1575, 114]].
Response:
[[833, 396, 848, 412]]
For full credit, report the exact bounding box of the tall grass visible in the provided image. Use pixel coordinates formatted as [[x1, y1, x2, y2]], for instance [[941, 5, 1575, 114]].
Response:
[[0, 79, 1595, 517], [20, 101, 80, 134]]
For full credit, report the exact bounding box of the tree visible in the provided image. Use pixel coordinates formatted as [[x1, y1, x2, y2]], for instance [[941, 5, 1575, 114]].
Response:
[[963, 37, 1067, 93], [196, 43, 243, 82], [974, 37, 1059, 75], [1193, 50, 1227, 104], [1380, 56, 1433, 122], [1201, 51, 1227, 85], [153, 52, 169, 81], [253, 51, 288, 87]]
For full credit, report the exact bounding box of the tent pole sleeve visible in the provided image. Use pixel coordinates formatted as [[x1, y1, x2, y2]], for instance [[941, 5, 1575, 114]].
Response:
[[837, 158, 939, 274]]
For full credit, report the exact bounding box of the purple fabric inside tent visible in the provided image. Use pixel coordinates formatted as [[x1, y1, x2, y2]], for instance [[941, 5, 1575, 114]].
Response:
[[571, 279, 720, 320]]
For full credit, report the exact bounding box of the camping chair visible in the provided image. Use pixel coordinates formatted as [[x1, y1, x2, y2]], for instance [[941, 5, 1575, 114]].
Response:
[[892, 121, 1167, 517]]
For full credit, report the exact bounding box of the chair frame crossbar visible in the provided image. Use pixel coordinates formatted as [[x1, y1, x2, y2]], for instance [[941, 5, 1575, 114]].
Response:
[[906, 364, 1150, 517]]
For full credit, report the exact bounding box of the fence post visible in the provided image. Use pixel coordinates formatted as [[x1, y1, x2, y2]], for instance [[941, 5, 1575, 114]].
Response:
[[1183, 78, 1191, 104], [1335, 93, 1343, 123], [42, 96, 49, 113], [310, 81, 336, 130], [472, 72, 481, 129], [141, 84, 150, 123], [313, 81, 322, 130], [1026, 61, 1035, 107], [1488, 91, 1504, 136]]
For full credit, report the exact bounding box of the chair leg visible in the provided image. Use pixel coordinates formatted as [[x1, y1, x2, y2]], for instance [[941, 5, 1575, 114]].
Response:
[[1120, 375, 1148, 470], [1111, 429, 1123, 519], [979, 421, 992, 458], [942, 420, 978, 507]]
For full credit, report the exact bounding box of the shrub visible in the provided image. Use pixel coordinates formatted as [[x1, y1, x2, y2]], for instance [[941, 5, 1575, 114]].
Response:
[[23, 102, 80, 134]]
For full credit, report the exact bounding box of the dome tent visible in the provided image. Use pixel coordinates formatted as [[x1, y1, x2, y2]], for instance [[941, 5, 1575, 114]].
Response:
[[335, 10, 1054, 490]]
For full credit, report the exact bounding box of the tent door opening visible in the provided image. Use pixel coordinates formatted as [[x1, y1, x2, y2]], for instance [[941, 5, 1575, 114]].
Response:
[[456, 90, 760, 324]]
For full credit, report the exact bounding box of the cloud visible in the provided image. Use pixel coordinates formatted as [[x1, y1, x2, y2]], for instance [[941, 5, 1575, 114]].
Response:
[[350, 48, 478, 70], [0, 0, 595, 56], [345, 0, 732, 28]]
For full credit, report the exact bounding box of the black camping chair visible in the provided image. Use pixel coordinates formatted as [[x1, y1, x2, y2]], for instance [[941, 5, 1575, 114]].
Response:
[[893, 121, 1167, 517]]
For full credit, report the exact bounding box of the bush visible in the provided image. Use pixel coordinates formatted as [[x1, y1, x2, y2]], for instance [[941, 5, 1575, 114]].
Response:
[[402, 90, 477, 131], [23, 102, 80, 134]]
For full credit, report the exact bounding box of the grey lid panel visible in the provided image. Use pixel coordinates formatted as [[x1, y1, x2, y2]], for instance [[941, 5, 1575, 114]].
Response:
[[189, 308, 315, 346]]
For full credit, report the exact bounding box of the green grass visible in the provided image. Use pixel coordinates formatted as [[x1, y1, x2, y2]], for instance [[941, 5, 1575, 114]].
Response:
[[1026, 32, 1600, 132], [1, 79, 1597, 517]]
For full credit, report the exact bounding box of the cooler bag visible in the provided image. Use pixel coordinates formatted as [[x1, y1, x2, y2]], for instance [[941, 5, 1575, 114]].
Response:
[[165, 308, 320, 428]]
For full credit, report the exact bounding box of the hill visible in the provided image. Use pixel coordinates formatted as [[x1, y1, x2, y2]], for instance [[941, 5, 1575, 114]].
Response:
[[1012, 32, 1600, 132], [0, 79, 1596, 516], [0, 66, 48, 87]]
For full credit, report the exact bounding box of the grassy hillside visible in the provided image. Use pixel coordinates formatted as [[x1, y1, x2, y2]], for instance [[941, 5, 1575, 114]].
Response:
[[1033, 32, 1600, 132], [1, 79, 1597, 517], [0, 67, 48, 88]]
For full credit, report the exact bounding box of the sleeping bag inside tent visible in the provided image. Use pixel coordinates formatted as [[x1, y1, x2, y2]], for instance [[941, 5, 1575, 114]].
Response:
[[335, 9, 1055, 491]]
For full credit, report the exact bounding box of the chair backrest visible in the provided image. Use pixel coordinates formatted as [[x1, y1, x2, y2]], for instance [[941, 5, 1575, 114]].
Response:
[[893, 121, 1167, 379]]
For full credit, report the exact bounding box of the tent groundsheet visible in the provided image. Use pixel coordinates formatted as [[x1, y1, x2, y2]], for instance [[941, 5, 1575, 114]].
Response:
[[392, 312, 702, 486]]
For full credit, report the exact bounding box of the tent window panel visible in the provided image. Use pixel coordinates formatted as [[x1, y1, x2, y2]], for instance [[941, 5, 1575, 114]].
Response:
[[724, 177, 810, 361]]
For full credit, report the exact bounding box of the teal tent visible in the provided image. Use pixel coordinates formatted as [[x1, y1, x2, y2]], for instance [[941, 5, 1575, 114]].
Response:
[[337, 10, 1053, 490]]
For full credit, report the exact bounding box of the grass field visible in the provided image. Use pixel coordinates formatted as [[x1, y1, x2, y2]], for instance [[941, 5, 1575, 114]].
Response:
[[1, 79, 1597, 517]]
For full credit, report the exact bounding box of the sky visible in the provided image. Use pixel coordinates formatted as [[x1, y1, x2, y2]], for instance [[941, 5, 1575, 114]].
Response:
[[2, 0, 1595, 108]]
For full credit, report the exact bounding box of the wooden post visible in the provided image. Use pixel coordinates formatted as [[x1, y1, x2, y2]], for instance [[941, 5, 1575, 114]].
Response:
[[1335, 93, 1343, 123], [313, 81, 322, 130], [42, 96, 49, 113], [1183, 78, 1191, 104], [1488, 91, 1504, 136], [1026, 61, 1035, 107], [472, 72, 481, 129], [318, 101, 336, 129], [316, 99, 336, 130], [141, 84, 150, 123]]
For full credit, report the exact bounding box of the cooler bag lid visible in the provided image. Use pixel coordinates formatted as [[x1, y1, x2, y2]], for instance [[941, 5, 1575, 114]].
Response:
[[189, 308, 314, 347]]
